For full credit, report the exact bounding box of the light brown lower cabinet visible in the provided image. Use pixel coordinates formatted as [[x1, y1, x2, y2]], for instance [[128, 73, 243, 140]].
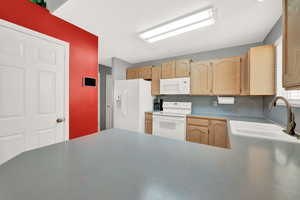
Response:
[[145, 112, 153, 134], [186, 116, 230, 148], [187, 125, 209, 145], [209, 120, 229, 148]]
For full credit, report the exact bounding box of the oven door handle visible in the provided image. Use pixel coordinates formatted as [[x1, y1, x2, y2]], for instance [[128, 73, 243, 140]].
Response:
[[153, 117, 185, 122]]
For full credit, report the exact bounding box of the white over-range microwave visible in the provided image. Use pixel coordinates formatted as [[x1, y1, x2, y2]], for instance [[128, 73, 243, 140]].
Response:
[[160, 77, 190, 95]]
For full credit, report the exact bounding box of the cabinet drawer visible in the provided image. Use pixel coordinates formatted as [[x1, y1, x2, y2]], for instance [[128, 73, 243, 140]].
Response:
[[187, 117, 209, 126]]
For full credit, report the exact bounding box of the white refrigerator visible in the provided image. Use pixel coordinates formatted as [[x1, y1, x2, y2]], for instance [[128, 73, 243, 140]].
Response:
[[113, 79, 153, 133]]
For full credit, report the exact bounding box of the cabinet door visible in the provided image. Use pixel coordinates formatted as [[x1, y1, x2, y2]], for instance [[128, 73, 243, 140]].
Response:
[[283, 0, 300, 89], [211, 57, 241, 95], [240, 54, 250, 95], [249, 45, 275, 95], [145, 113, 153, 134], [145, 119, 152, 134], [190, 61, 212, 95], [187, 125, 209, 144], [175, 59, 190, 77], [139, 66, 152, 80], [151, 65, 161, 95], [161, 61, 176, 79], [209, 120, 228, 148], [127, 68, 138, 79]]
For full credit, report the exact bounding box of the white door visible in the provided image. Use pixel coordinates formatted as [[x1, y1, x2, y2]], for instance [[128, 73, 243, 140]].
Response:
[[106, 74, 112, 129], [0, 21, 67, 165]]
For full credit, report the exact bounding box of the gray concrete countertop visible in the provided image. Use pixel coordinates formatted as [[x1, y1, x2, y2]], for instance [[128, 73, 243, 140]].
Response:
[[1, 127, 300, 200]]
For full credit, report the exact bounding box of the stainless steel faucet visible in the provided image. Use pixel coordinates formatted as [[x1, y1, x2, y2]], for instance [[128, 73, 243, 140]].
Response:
[[269, 96, 299, 139]]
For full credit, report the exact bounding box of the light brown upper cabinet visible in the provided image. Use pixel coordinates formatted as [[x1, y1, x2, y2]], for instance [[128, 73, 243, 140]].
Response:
[[175, 59, 191, 77], [211, 57, 241, 95], [161, 60, 190, 79], [240, 53, 250, 95], [126, 66, 152, 80], [161, 61, 176, 79], [240, 45, 275, 95], [190, 61, 212, 95], [139, 66, 152, 80], [283, 0, 300, 89], [127, 68, 139, 80], [151, 65, 161, 96]]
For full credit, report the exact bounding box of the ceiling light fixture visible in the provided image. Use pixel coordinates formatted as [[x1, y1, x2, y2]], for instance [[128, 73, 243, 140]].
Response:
[[139, 7, 216, 43]]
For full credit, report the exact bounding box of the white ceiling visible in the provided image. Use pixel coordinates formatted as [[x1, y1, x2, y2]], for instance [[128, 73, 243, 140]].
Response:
[[54, 0, 281, 66]]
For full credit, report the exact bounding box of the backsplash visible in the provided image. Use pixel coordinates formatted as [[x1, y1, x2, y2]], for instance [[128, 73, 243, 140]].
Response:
[[159, 96, 264, 118]]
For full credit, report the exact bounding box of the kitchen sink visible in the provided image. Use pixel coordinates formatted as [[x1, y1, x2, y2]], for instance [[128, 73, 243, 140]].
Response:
[[229, 120, 300, 143]]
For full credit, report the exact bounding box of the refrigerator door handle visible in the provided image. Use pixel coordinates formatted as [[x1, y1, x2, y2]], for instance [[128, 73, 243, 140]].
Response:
[[121, 90, 128, 116]]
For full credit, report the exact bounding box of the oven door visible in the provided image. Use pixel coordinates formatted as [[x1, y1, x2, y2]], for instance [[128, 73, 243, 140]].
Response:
[[153, 115, 186, 141]]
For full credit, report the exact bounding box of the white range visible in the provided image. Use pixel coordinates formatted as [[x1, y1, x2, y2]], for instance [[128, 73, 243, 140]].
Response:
[[153, 102, 192, 141]]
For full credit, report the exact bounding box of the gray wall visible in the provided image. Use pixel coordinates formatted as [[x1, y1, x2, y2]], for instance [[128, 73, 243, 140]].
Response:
[[262, 17, 300, 132], [112, 57, 132, 81], [263, 17, 282, 45], [47, 0, 69, 12], [160, 96, 264, 118], [132, 42, 264, 118], [132, 42, 263, 67]]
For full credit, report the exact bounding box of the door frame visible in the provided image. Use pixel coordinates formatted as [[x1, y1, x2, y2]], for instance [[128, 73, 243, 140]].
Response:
[[0, 19, 70, 141], [106, 74, 113, 129]]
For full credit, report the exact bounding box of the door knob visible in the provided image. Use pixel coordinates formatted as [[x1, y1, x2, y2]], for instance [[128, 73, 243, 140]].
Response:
[[56, 118, 65, 123]]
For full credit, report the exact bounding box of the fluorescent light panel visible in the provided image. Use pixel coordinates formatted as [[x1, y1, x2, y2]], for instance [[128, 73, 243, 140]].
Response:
[[140, 8, 215, 43], [147, 18, 216, 43]]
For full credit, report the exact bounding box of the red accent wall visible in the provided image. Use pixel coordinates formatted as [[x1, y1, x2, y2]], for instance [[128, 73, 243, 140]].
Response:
[[0, 0, 99, 139]]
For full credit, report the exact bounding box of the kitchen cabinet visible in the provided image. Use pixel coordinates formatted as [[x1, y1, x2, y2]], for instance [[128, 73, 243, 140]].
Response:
[[151, 65, 161, 96], [126, 66, 152, 80], [241, 45, 275, 95], [187, 125, 209, 144], [175, 59, 191, 77], [211, 56, 241, 95], [161, 61, 176, 79], [161, 59, 190, 79], [127, 68, 138, 80], [283, 0, 300, 89], [190, 61, 212, 95], [240, 53, 250, 95], [209, 119, 229, 148], [186, 116, 229, 148], [139, 66, 152, 80], [145, 112, 153, 134]]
